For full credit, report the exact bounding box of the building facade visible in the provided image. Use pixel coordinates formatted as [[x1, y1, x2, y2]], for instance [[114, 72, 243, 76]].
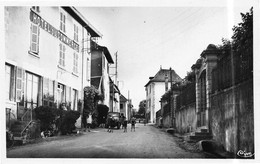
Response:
[[145, 68, 182, 123], [91, 42, 114, 107], [5, 6, 101, 129], [109, 78, 120, 113], [119, 94, 128, 118]]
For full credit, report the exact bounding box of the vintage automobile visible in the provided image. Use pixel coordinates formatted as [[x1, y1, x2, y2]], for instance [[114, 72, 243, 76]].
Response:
[[106, 112, 121, 129]]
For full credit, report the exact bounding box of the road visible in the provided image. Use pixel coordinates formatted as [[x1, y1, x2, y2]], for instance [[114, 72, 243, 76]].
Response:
[[7, 123, 207, 158]]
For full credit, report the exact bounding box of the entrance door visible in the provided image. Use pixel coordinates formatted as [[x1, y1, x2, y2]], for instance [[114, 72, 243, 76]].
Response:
[[25, 73, 40, 110], [197, 71, 206, 127]]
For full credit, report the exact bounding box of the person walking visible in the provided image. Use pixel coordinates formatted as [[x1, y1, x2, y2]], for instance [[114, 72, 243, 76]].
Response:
[[123, 116, 128, 133], [86, 113, 92, 132], [131, 117, 136, 132]]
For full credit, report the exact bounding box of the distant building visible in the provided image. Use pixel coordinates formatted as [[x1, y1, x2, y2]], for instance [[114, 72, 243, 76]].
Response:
[[120, 94, 128, 118], [109, 77, 120, 113], [5, 6, 101, 129], [91, 41, 114, 107], [144, 67, 182, 123]]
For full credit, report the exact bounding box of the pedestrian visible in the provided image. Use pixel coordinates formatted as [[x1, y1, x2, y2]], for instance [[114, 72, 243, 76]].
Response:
[[144, 118, 146, 126], [119, 114, 124, 129], [107, 116, 113, 133], [86, 113, 92, 132], [131, 117, 136, 132], [123, 116, 128, 133]]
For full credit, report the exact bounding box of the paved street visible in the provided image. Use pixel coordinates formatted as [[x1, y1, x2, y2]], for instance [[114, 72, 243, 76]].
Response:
[[7, 123, 208, 158]]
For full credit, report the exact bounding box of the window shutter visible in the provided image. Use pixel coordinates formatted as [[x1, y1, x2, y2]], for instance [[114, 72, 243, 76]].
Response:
[[16, 67, 25, 102]]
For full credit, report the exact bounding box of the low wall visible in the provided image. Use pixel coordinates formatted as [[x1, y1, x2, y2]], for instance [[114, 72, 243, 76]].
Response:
[[162, 114, 171, 128], [210, 79, 254, 155], [175, 103, 196, 134]]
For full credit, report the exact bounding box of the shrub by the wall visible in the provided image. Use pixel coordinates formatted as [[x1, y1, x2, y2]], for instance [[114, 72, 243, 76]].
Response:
[[35, 106, 59, 131], [60, 110, 80, 135]]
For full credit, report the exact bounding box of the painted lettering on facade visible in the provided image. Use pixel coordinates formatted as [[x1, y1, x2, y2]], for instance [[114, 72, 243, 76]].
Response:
[[30, 10, 79, 52]]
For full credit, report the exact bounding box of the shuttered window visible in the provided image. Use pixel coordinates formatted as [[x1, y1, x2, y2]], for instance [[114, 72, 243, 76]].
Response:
[[30, 23, 39, 54], [73, 52, 78, 74], [60, 11, 66, 33], [74, 24, 78, 42], [5, 64, 15, 101], [16, 67, 25, 102], [59, 43, 65, 67]]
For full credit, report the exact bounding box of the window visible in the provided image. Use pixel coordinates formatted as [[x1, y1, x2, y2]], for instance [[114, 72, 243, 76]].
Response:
[[5, 64, 15, 101], [73, 53, 78, 74], [25, 72, 40, 109], [59, 43, 65, 67], [57, 83, 65, 108], [72, 89, 78, 111], [60, 11, 66, 33], [30, 23, 39, 54], [74, 24, 78, 42], [43, 78, 54, 107], [31, 6, 40, 13]]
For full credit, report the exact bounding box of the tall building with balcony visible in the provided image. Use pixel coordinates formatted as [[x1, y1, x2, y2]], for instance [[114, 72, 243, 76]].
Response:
[[90, 41, 114, 107], [5, 6, 101, 132]]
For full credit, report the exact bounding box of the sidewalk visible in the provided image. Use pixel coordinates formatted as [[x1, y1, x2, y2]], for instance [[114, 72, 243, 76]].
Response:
[[154, 125, 234, 158], [155, 125, 205, 153]]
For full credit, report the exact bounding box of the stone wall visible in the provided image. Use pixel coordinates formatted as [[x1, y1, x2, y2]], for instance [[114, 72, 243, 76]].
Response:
[[175, 103, 196, 134], [210, 79, 254, 155], [162, 114, 171, 128]]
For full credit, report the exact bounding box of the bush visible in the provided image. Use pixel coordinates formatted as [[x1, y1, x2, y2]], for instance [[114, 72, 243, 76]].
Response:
[[97, 104, 109, 125], [60, 110, 80, 135], [35, 106, 59, 131]]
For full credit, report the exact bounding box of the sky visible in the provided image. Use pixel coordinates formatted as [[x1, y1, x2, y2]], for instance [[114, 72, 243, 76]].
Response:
[[77, 1, 256, 109]]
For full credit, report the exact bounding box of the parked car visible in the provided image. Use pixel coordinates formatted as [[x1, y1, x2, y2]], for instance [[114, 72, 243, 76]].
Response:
[[106, 112, 121, 129]]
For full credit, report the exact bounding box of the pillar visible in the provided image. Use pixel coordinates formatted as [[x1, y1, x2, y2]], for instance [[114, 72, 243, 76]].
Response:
[[201, 44, 219, 130]]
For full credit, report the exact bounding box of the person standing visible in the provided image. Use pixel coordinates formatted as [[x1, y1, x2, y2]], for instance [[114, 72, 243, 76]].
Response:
[[131, 117, 136, 132], [107, 116, 113, 133], [86, 113, 92, 132], [123, 116, 128, 133]]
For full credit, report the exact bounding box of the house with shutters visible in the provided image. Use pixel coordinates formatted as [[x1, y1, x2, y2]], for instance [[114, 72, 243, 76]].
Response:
[[144, 67, 182, 123], [5, 6, 101, 136]]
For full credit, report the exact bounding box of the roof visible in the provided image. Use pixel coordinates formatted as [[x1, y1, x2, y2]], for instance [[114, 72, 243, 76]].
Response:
[[109, 77, 120, 94], [120, 94, 128, 102], [144, 68, 182, 87], [91, 40, 114, 64], [62, 7, 102, 37]]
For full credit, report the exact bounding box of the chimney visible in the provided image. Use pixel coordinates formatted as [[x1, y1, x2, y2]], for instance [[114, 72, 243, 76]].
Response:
[[165, 74, 169, 91]]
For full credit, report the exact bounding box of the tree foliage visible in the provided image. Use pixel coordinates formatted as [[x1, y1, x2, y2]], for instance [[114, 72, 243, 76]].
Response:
[[138, 100, 146, 116], [60, 110, 80, 135], [83, 86, 103, 115], [232, 7, 253, 54], [35, 106, 61, 131]]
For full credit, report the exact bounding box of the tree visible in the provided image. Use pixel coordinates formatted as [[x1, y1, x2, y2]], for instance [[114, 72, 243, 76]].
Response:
[[82, 86, 103, 127], [232, 7, 253, 54], [138, 100, 146, 117]]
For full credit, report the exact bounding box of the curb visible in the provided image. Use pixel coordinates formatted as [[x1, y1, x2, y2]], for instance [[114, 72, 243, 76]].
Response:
[[198, 140, 235, 158]]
